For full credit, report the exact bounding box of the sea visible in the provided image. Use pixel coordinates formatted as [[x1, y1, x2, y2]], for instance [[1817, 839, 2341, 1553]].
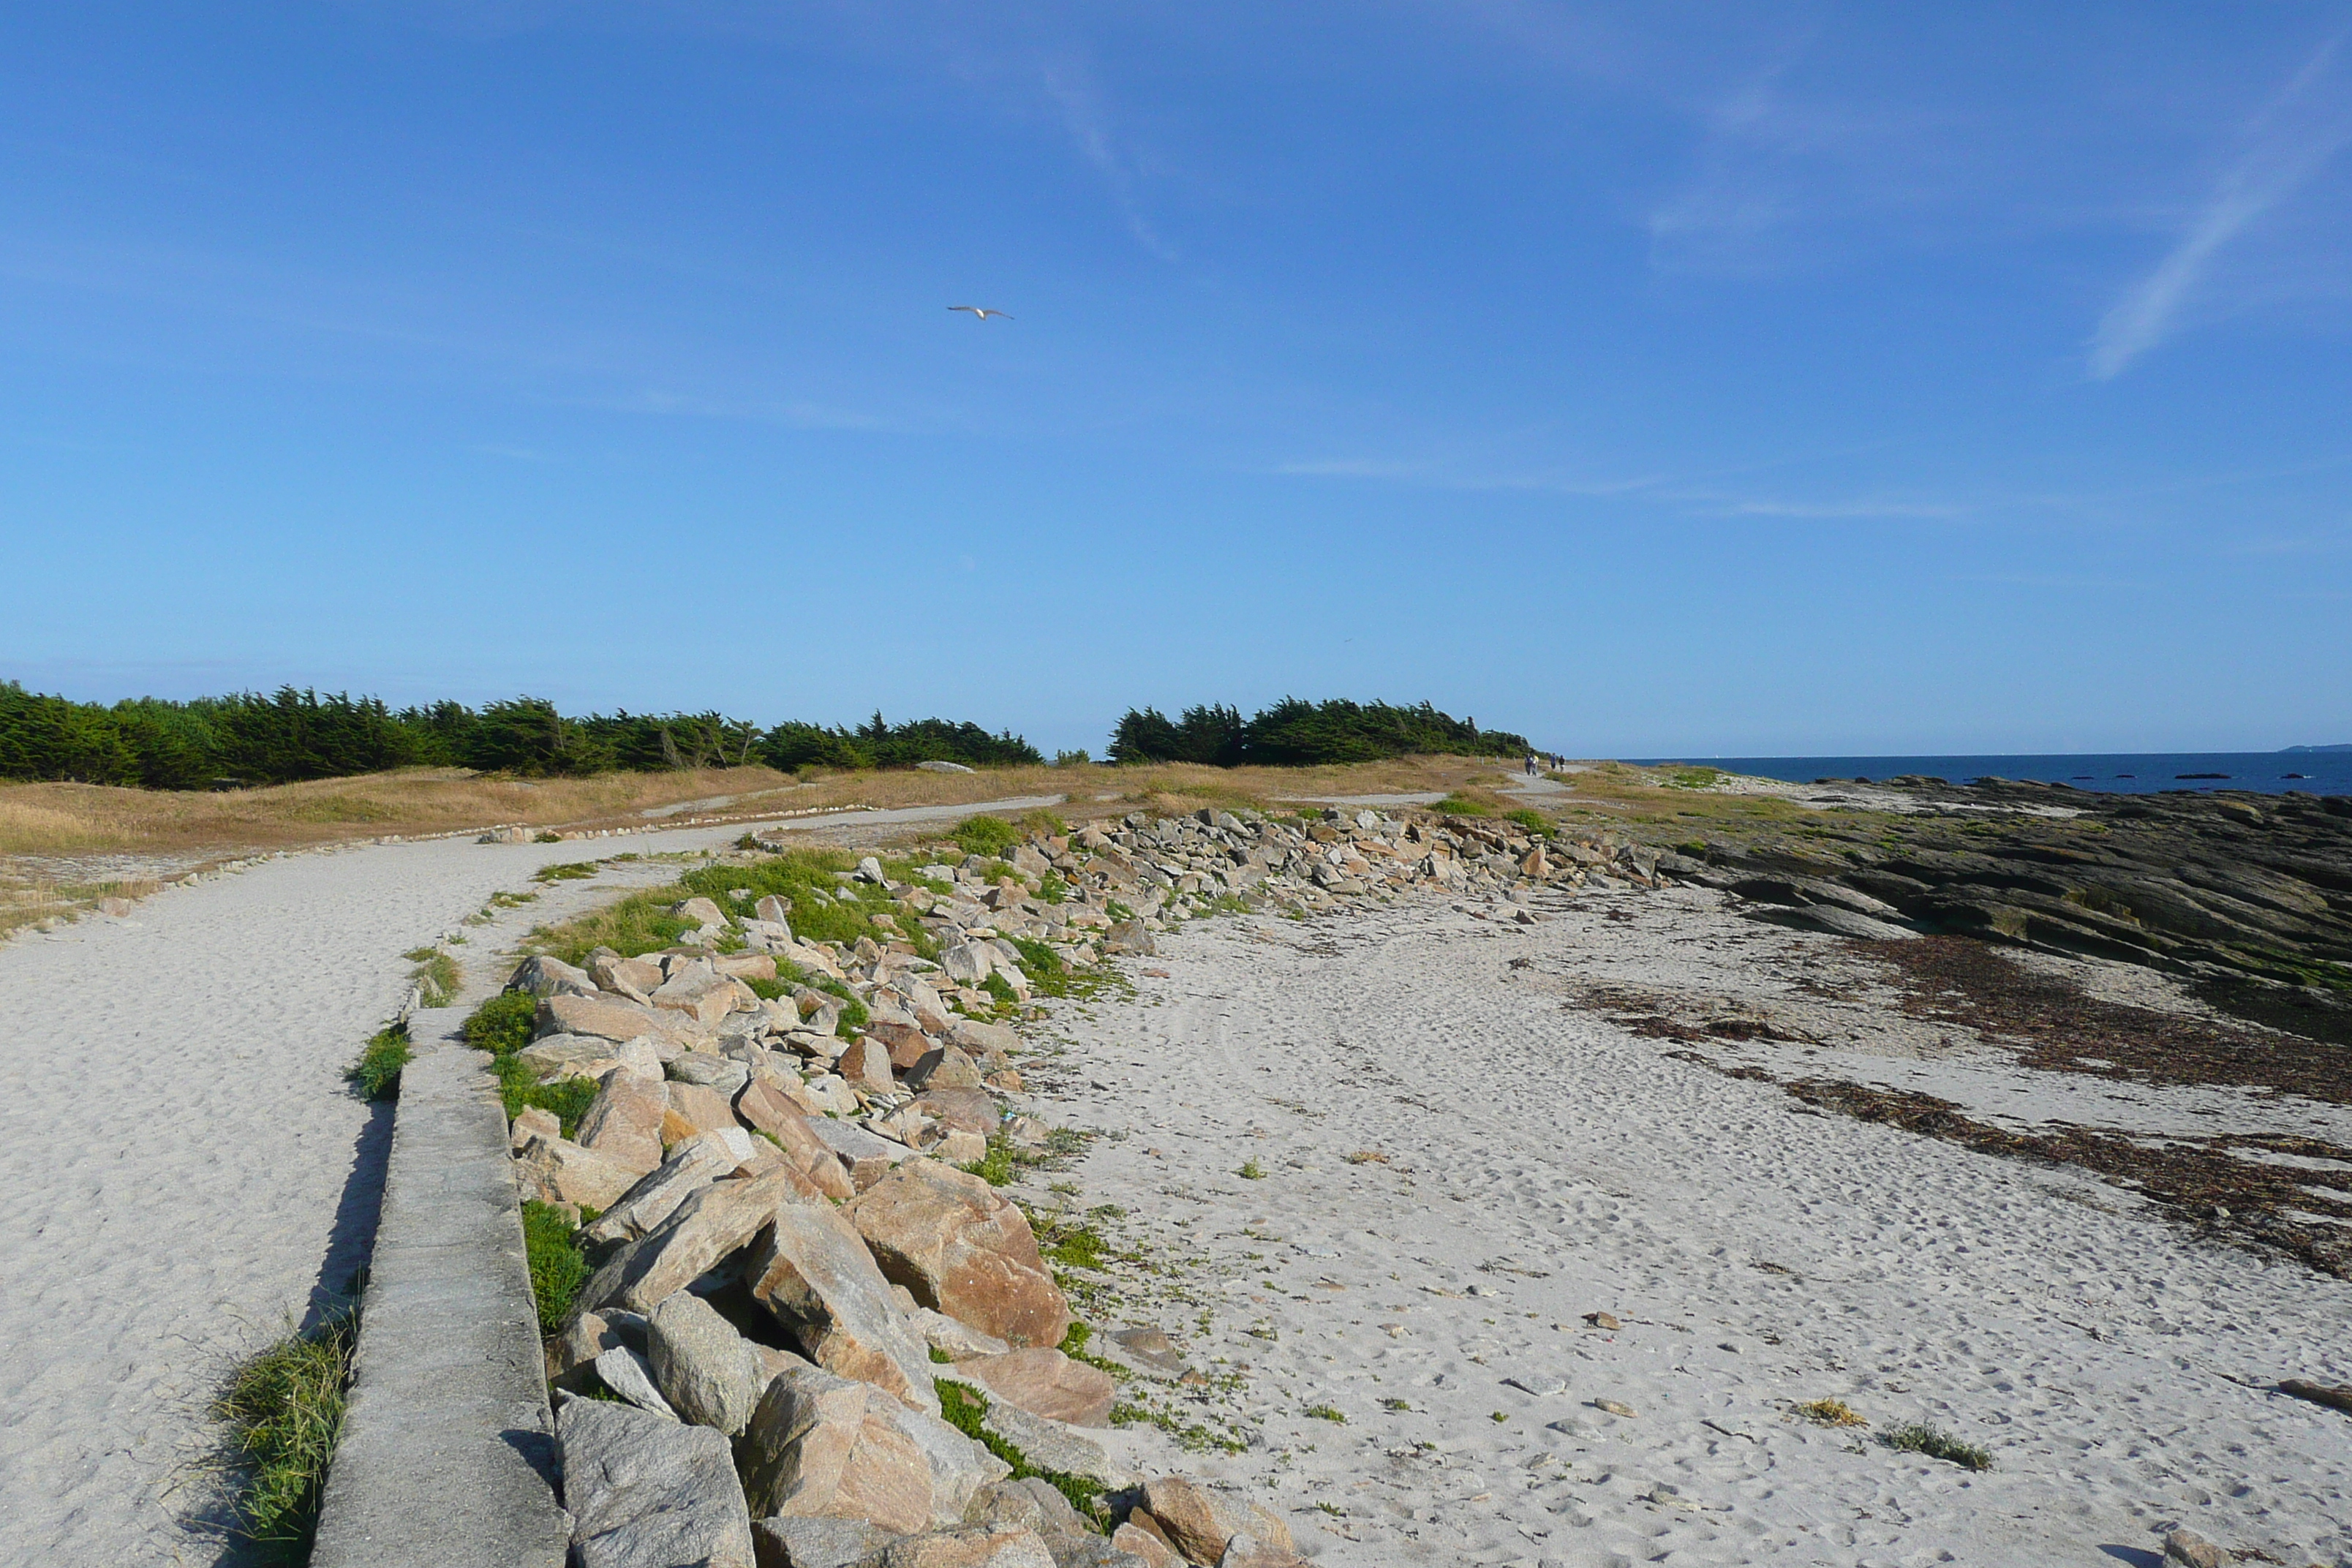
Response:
[[1624, 750, 2352, 798]]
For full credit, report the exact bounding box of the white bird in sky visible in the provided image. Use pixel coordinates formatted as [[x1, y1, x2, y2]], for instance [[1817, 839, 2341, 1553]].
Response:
[[948, 305, 1014, 322]]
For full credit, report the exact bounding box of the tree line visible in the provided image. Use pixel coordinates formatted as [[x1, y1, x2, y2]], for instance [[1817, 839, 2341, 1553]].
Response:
[[1107, 697, 1527, 766], [0, 682, 1039, 788]]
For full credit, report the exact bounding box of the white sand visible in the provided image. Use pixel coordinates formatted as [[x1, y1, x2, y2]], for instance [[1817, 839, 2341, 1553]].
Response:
[[0, 798, 1044, 1564], [1030, 887, 2352, 1567]]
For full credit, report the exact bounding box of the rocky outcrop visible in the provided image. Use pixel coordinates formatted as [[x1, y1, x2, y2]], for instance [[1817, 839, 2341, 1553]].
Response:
[[1678, 778, 2352, 1043]]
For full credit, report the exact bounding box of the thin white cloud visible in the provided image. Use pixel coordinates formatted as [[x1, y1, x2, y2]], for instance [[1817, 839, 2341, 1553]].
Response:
[[2089, 33, 2352, 379], [1039, 56, 1177, 262]]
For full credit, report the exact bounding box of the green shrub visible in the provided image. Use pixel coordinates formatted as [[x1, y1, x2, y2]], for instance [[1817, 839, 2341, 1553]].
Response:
[[521, 1202, 590, 1329], [462, 991, 538, 1054], [954, 815, 1022, 858], [1504, 807, 1553, 837], [214, 1303, 360, 1560], [1426, 794, 1490, 817], [346, 1023, 412, 1101], [1880, 1423, 1993, 1470]]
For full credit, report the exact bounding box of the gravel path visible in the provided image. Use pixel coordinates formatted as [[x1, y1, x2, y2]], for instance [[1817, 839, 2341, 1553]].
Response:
[[0, 797, 1044, 1565]]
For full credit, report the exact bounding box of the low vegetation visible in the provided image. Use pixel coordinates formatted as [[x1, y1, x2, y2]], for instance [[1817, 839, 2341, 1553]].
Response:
[[461, 992, 598, 1129], [933, 1379, 1104, 1522], [213, 1303, 360, 1561], [1880, 1422, 1994, 1470], [522, 1201, 592, 1329], [404, 947, 459, 1007], [346, 1022, 412, 1101], [1795, 1398, 1869, 1428]]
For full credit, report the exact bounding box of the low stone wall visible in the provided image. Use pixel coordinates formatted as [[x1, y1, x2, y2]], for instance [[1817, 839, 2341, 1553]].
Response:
[[310, 1008, 568, 1568]]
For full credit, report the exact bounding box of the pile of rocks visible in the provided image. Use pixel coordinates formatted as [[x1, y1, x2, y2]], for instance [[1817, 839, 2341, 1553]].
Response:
[[501, 805, 1649, 1566]]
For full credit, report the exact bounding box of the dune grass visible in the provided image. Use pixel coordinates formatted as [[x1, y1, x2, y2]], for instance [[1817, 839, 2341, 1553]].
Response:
[[214, 1304, 360, 1561]]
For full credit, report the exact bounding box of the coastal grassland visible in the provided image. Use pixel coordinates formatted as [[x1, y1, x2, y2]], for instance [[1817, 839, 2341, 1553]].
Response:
[[1, 752, 1673, 935]]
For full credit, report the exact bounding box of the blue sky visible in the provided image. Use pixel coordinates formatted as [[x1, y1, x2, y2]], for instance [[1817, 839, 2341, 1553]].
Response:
[[5, 3, 2350, 757]]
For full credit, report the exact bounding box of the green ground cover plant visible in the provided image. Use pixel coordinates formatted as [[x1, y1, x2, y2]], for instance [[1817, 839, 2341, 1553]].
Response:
[[522, 1201, 591, 1329], [1504, 807, 1553, 837], [1427, 794, 1490, 817], [461, 992, 600, 1129], [404, 947, 459, 1007], [934, 1379, 1105, 1522], [214, 1303, 360, 1561], [1880, 1422, 1994, 1470], [346, 1022, 411, 1101], [954, 815, 1022, 858], [533, 861, 598, 882]]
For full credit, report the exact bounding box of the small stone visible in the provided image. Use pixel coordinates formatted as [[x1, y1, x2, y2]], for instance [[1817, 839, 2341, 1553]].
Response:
[[1583, 1311, 1621, 1330], [1591, 1399, 1637, 1418], [1503, 1375, 1565, 1397], [2163, 1530, 2226, 1568], [593, 1346, 678, 1419]]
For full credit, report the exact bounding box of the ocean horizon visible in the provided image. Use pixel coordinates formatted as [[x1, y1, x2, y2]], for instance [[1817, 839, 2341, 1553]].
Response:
[[1625, 750, 2352, 798]]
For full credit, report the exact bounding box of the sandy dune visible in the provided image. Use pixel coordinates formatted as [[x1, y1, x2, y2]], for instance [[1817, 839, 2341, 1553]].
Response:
[[1030, 886, 2352, 1567]]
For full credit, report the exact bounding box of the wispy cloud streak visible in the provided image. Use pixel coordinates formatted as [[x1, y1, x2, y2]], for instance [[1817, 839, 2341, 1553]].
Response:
[[2090, 33, 2352, 379]]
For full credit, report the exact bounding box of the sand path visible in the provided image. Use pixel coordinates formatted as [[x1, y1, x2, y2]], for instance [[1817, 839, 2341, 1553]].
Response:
[[0, 797, 1045, 1565], [1034, 888, 2352, 1567]]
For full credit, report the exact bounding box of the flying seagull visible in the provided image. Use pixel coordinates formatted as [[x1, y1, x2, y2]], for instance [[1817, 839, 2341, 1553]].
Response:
[[949, 305, 1013, 322]]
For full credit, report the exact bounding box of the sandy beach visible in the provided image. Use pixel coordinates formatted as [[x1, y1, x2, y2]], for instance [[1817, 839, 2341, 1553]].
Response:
[[1025, 883, 2352, 1567]]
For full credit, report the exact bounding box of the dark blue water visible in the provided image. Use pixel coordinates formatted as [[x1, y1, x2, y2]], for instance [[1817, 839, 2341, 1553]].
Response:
[[1627, 751, 2352, 797]]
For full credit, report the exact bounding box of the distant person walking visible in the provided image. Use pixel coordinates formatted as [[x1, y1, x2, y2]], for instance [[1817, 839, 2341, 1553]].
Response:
[[1526, 753, 1540, 777]]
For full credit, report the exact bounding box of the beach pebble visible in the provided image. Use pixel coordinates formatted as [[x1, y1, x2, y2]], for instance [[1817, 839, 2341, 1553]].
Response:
[[1583, 1311, 1621, 1330], [1504, 1375, 1566, 1397], [2164, 1530, 2225, 1568], [1591, 1399, 1637, 1418]]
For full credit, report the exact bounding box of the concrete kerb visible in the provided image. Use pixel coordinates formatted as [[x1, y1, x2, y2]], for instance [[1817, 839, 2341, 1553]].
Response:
[[311, 1006, 568, 1568]]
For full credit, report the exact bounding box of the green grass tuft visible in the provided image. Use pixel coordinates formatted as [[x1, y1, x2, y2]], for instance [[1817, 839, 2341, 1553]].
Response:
[[214, 1303, 360, 1560], [346, 1022, 412, 1101], [1880, 1422, 1993, 1470], [1667, 766, 1724, 790], [1504, 807, 1553, 837], [407, 949, 460, 1007], [960, 1137, 1019, 1187], [521, 1201, 590, 1330], [954, 815, 1022, 858], [1427, 793, 1490, 817], [1237, 1157, 1267, 1180], [534, 860, 599, 881], [1305, 1403, 1346, 1423]]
